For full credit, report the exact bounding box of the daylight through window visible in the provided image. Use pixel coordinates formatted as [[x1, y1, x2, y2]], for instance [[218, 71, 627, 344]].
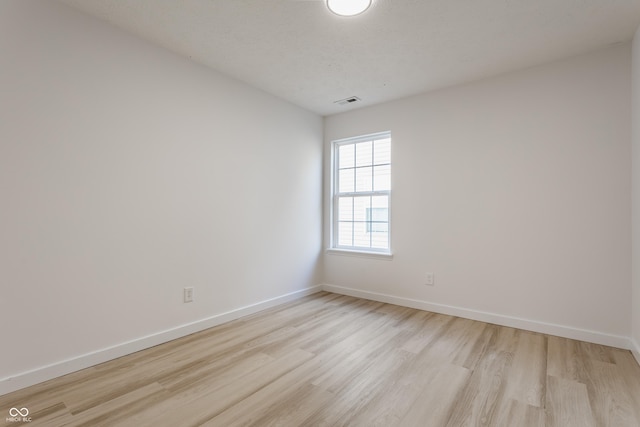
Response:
[[332, 132, 391, 253]]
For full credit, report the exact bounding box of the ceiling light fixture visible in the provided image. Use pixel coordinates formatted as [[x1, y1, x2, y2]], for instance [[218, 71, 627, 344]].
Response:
[[326, 0, 372, 17]]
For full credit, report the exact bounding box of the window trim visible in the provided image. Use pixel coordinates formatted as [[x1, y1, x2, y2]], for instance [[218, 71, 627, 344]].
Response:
[[329, 131, 392, 256]]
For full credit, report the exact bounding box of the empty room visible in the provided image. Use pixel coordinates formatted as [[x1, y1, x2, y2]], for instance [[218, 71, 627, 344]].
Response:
[[3, 0, 640, 425]]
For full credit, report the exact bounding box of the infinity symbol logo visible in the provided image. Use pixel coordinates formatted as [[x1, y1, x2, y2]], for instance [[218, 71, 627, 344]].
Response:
[[9, 407, 29, 417]]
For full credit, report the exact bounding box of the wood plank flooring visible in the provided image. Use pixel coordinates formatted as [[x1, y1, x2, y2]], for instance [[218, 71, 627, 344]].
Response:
[[2, 292, 640, 426]]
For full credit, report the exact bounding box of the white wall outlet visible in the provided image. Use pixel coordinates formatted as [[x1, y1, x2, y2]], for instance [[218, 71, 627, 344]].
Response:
[[425, 273, 435, 286], [184, 287, 194, 303]]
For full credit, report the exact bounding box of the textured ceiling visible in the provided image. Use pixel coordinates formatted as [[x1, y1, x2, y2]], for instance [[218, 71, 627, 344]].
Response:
[[59, 0, 640, 116]]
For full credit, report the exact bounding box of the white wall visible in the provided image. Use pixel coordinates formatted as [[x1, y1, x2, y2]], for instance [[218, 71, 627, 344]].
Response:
[[633, 28, 640, 360], [0, 0, 322, 392], [324, 45, 632, 344]]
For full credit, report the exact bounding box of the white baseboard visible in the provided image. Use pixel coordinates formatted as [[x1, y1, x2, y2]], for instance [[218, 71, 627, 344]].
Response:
[[632, 338, 640, 366], [322, 284, 632, 350], [0, 285, 322, 396]]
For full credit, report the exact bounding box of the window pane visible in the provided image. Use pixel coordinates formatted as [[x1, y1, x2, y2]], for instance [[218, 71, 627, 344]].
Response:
[[369, 197, 388, 232], [371, 226, 389, 249], [353, 196, 371, 222], [338, 222, 353, 246], [339, 168, 354, 193], [355, 141, 373, 167], [373, 165, 390, 191], [338, 197, 353, 221], [339, 144, 355, 169], [374, 138, 391, 165], [355, 166, 373, 192], [353, 222, 369, 247], [371, 195, 388, 210]]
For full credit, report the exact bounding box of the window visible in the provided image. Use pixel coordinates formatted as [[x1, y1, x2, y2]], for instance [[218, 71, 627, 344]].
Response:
[[331, 132, 391, 253]]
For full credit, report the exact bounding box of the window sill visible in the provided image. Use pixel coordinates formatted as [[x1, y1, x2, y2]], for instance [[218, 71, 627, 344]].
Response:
[[325, 248, 394, 260]]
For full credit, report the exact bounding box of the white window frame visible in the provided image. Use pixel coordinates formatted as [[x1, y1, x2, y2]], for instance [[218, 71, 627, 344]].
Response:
[[329, 131, 392, 257]]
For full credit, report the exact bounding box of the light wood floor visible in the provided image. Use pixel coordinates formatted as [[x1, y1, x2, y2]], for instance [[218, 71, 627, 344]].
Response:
[[2, 292, 640, 426]]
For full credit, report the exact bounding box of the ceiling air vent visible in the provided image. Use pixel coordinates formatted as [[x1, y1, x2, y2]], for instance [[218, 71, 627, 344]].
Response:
[[334, 96, 361, 106]]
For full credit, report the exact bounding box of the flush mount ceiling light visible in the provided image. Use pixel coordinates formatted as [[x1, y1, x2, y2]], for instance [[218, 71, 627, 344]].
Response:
[[326, 0, 372, 17]]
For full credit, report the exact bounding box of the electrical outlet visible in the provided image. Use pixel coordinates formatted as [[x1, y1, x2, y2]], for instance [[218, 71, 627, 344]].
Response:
[[425, 273, 435, 286], [184, 287, 194, 303]]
